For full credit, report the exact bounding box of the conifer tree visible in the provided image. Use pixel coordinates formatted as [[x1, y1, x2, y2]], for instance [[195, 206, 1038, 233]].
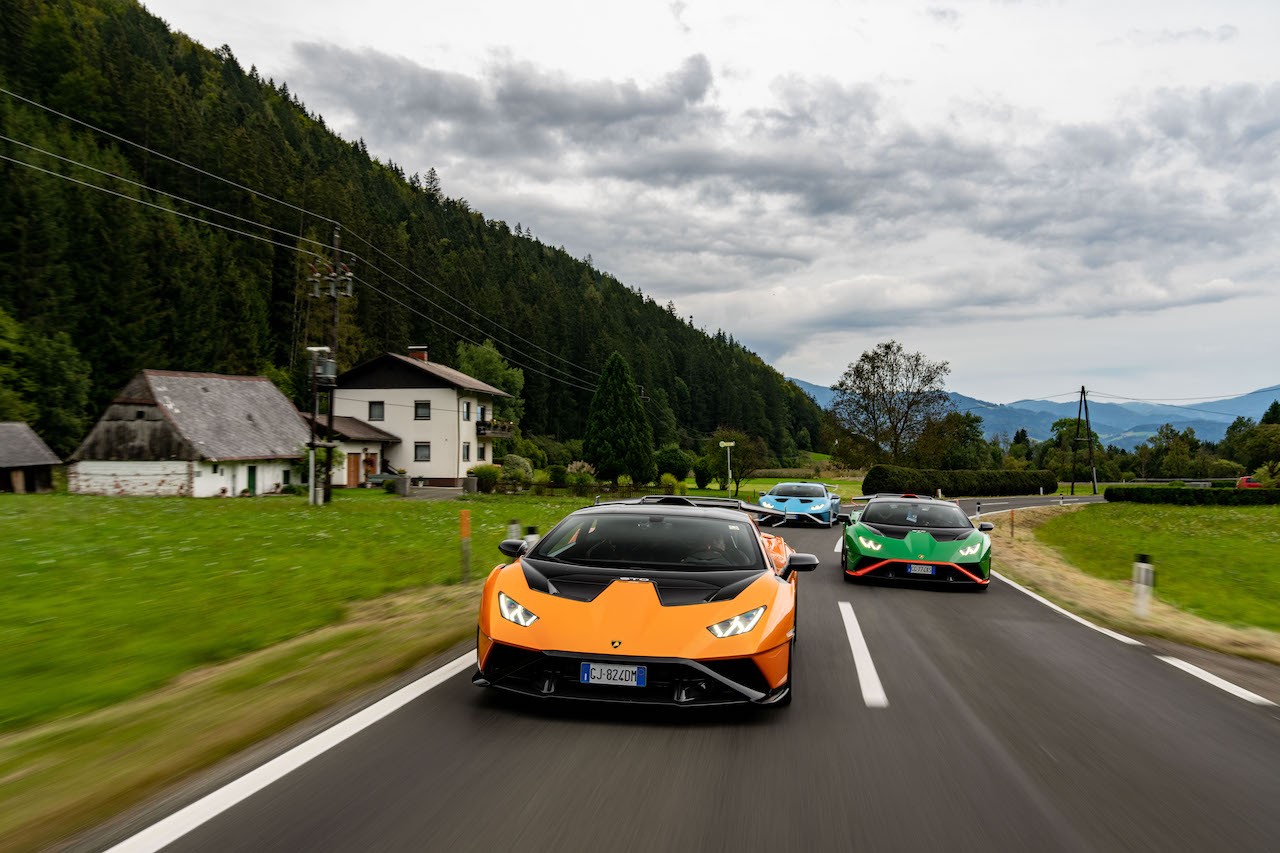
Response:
[[584, 352, 656, 484]]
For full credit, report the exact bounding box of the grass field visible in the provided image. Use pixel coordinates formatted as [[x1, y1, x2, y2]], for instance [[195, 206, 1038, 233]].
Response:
[[1035, 503, 1280, 631], [0, 490, 585, 732]]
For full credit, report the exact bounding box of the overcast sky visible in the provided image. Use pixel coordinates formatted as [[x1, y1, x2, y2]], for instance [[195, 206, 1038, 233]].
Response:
[[141, 0, 1279, 405]]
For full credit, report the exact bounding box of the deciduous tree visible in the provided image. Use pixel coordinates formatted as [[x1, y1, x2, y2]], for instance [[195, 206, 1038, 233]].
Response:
[[830, 340, 951, 462]]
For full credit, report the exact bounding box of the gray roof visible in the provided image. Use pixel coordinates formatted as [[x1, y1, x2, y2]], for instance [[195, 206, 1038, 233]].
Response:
[[298, 413, 401, 443], [0, 422, 61, 467], [385, 354, 512, 397], [137, 371, 310, 461]]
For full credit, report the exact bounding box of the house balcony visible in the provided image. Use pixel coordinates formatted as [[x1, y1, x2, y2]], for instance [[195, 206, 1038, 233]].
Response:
[[476, 420, 514, 438]]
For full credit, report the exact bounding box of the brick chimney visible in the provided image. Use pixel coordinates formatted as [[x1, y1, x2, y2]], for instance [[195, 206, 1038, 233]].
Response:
[[408, 346, 429, 362]]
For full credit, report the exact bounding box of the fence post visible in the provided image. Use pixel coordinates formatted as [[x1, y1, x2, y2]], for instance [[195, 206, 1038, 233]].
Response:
[[1132, 553, 1155, 618], [460, 510, 472, 581]]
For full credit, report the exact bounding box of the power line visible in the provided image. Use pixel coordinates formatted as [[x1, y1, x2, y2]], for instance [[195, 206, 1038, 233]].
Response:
[[0, 133, 329, 251], [1, 85, 601, 380], [1, 148, 602, 398]]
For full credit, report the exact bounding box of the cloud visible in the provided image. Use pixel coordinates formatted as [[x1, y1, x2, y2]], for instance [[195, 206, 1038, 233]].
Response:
[[1125, 25, 1238, 45], [280, 45, 1279, 392]]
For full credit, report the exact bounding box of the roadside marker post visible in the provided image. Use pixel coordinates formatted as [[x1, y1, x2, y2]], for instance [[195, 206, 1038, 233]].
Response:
[[1010, 508, 1015, 538], [507, 519, 521, 540], [1133, 553, 1155, 618], [523, 526, 540, 549], [460, 511, 472, 581]]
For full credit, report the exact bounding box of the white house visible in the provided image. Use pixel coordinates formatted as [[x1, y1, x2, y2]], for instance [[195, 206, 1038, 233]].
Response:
[[298, 413, 400, 487], [68, 370, 309, 497], [332, 347, 512, 486]]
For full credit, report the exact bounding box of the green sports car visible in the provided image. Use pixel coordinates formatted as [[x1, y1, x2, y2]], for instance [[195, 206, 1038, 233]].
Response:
[[840, 494, 994, 590]]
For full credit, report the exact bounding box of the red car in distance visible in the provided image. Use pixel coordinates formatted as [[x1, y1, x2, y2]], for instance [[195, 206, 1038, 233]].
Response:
[[1237, 476, 1263, 489]]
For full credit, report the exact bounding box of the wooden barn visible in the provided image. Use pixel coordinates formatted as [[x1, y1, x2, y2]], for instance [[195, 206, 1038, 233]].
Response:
[[68, 370, 309, 497], [0, 422, 61, 493]]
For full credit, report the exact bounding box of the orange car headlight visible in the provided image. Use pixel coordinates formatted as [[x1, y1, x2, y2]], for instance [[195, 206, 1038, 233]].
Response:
[[498, 592, 539, 627], [707, 606, 765, 638]]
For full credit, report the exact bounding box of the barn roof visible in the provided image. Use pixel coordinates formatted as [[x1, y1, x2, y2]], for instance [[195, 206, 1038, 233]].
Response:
[[130, 371, 309, 461], [0, 422, 61, 467]]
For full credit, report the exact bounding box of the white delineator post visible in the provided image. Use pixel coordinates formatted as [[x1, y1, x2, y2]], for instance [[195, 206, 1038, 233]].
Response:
[[1133, 553, 1155, 618]]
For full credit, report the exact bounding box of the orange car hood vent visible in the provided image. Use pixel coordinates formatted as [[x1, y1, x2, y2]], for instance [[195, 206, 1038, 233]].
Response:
[[521, 559, 763, 606]]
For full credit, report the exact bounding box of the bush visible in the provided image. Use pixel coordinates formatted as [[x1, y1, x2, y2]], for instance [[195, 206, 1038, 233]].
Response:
[[500, 454, 533, 485], [547, 464, 568, 487], [863, 464, 1057, 497], [565, 460, 596, 486], [1104, 485, 1280, 505], [654, 444, 693, 481], [468, 464, 501, 493], [530, 469, 551, 496], [659, 472, 679, 494], [691, 455, 714, 489], [280, 483, 304, 496]]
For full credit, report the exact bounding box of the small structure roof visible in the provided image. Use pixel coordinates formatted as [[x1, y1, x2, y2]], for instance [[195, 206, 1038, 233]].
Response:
[[0, 422, 61, 467], [298, 413, 401, 444], [340, 353, 511, 398]]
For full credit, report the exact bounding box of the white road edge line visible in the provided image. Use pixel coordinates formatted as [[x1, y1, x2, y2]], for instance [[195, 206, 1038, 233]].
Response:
[[1156, 656, 1277, 707], [837, 601, 889, 708], [992, 570, 1145, 646], [106, 651, 477, 853]]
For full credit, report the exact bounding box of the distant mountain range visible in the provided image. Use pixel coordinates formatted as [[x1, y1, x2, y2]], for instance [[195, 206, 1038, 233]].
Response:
[[787, 378, 1280, 450]]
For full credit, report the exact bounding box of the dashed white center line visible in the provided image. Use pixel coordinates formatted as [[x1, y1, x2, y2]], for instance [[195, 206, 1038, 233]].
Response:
[[838, 601, 888, 708]]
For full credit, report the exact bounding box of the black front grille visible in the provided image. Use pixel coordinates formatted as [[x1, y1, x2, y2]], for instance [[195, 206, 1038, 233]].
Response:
[[479, 644, 771, 705], [853, 560, 985, 584]]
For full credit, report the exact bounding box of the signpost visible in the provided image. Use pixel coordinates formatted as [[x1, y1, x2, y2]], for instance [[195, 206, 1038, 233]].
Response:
[[719, 440, 735, 491]]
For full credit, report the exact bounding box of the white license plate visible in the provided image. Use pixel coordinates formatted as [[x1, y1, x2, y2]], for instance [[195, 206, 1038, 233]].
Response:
[[580, 662, 647, 687], [907, 564, 935, 575]]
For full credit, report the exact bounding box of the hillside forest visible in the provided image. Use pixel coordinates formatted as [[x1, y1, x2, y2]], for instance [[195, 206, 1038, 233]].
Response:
[[0, 0, 822, 462]]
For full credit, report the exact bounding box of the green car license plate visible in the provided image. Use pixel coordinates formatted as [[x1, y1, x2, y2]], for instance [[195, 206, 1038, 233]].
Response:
[[580, 662, 647, 687], [907, 564, 935, 576]]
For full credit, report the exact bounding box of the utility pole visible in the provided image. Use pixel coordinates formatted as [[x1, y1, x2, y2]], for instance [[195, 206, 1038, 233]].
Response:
[[1069, 385, 1098, 496], [308, 225, 353, 504], [305, 346, 333, 505]]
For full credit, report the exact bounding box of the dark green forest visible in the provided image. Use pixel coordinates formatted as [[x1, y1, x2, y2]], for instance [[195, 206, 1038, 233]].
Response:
[[0, 0, 822, 458]]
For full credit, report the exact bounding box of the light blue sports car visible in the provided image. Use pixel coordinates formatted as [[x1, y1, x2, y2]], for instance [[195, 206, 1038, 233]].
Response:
[[757, 482, 843, 527]]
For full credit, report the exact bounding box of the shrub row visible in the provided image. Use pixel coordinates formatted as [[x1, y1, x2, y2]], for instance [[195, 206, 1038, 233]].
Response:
[[863, 465, 1058, 497], [1104, 486, 1280, 505]]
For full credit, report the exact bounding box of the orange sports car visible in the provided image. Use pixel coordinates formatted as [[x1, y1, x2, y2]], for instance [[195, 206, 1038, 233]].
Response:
[[473, 496, 818, 706]]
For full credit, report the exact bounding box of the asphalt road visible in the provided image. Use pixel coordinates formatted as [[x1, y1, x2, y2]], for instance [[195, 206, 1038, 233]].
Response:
[[102, 521, 1279, 853]]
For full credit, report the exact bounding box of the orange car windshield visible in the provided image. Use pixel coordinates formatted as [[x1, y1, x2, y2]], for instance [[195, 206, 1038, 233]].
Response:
[[533, 513, 766, 571]]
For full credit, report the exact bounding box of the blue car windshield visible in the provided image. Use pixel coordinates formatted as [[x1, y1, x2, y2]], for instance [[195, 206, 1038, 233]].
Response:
[[770, 484, 826, 498]]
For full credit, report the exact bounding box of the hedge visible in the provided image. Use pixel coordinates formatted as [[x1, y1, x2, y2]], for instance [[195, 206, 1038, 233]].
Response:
[[863, 465, 1058, 497], [1104, 486, 1280, 505]]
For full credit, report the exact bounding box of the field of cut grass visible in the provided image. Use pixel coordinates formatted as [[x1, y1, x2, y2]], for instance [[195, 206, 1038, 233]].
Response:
[[0, 490, 585, 732], [1035, 503, 1280, 631]]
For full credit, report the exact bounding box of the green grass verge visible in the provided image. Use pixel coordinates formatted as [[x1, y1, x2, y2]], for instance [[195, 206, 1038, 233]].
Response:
[[0, 491, 585, 732], [1035, 503, 1280, 631]]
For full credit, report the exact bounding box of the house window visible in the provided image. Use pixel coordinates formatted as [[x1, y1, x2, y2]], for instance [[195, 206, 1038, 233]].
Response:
[[479, 405, 487, 422], [369, 401, 385, 421], [462, 401, 471, 421], [211, 463, 220, 474], [477, 443, 486, 461], [415, 442, 431, 462], [462, 442, 471, 462], [415, 400, 431, 420], [136, 410, 145, 420], [282, 469, 291, 485]]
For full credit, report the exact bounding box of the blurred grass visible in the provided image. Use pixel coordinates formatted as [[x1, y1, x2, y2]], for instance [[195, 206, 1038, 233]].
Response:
[[1035, 503, 1280, 631], [0, 490, 583, 732]]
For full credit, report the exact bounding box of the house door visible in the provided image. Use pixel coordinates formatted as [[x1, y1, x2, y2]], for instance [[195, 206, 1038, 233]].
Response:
[[247, 465, 257, 496], [347, 454, 361, 487]]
